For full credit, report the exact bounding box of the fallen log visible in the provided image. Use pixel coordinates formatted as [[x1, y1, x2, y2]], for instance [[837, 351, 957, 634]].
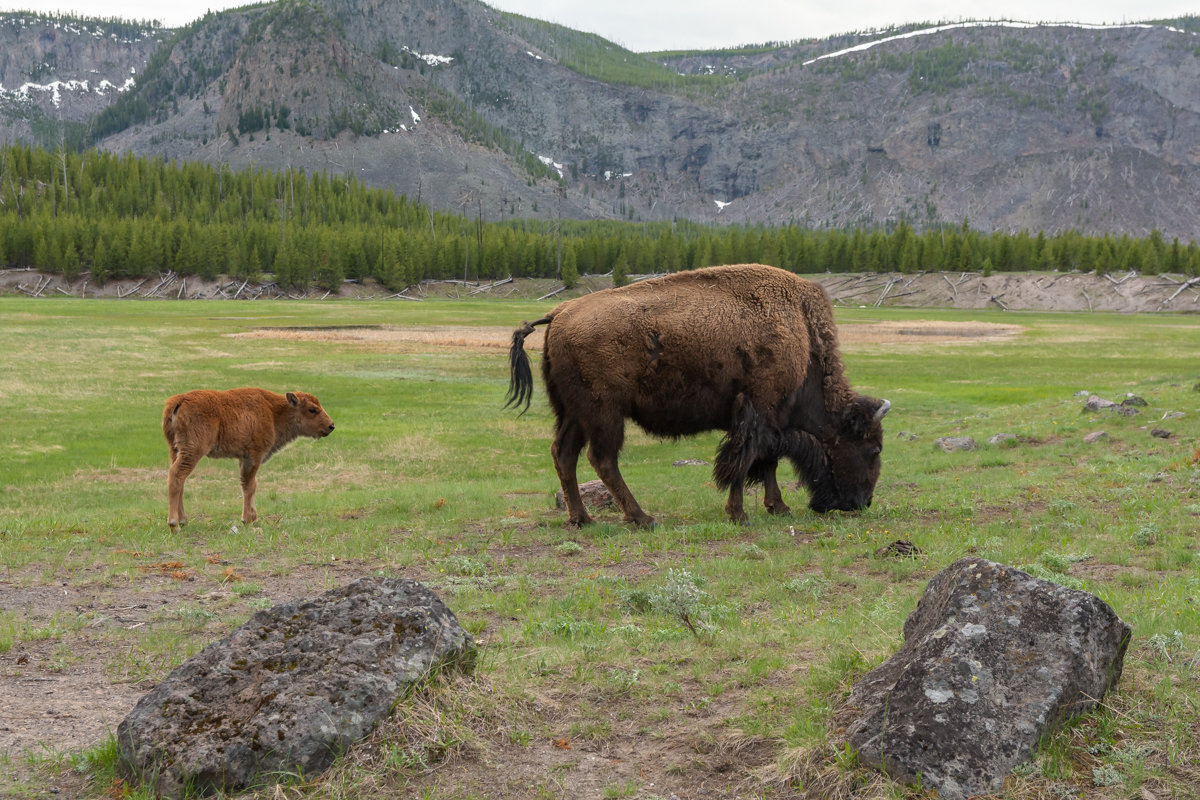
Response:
[[536, 285, 567, 301]]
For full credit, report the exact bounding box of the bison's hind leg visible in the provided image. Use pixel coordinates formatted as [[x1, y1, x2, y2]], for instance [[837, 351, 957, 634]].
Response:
[[552, 418, 593, 527], [584, 414, 656, 529]]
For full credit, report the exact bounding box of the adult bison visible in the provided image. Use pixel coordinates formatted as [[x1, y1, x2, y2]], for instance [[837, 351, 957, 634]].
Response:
[[506, 264, 889, 527], [162, 388, 335, 530]]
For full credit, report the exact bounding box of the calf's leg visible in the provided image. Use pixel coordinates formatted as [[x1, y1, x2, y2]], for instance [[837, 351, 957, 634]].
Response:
[[167, 451, 198, 529], [240, 457, 261, 524]]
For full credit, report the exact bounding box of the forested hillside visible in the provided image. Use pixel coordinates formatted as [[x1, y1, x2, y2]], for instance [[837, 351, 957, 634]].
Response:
[[2, 145, 1197, 291], [3, 4, 1200, 239]]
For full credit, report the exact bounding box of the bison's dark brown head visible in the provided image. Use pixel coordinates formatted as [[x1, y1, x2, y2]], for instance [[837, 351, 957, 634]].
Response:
[[797, 396, 888, 513]]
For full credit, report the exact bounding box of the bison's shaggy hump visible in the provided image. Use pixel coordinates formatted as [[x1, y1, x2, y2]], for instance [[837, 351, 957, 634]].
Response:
[[507, 264, 889, 527], [162, 388, 335, 530]]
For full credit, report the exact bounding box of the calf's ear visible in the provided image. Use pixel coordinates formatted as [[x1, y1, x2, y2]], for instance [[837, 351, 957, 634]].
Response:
[[287, 392, 299, 406]]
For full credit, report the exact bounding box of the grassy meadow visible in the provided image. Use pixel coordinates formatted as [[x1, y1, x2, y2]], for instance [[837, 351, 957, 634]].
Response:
[[1, 294, 1199, 799]]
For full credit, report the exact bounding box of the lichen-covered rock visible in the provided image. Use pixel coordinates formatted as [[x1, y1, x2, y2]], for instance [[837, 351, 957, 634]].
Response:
[[845, 558, 1130, 799], [935, 436, 977, 452], [555, 479, 614, 510], [117, 577, 475, 798], [1084, 394, 1117, 411]]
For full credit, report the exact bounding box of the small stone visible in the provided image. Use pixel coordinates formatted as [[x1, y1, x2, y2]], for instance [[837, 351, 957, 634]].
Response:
[[1150, 428, 1171, 439], [1083, 431, 1110, 443], [1083, 395, 1116, 411], [555, 479, 614, 510], [987, 433, 1017, 446], [1122, 394, 1148, 407], [672, 458, 709, 467], [875, 540, 923, 559], [935, 436, 977, 452], [895, 431, 920, 441]]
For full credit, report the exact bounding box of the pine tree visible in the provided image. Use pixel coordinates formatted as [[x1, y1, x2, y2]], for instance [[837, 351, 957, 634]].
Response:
[[62, 241, 80, 281], [561, 242, 579, 289], [92, 239, 111, 284], [612, 247, 630, 287]]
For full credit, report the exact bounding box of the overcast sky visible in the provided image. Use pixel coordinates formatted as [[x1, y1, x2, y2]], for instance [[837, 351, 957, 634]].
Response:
[[5, 0, 1197, 51]]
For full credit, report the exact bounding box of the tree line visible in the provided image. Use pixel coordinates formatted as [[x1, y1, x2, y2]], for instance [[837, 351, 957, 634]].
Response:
[[1, 143, 1197, 291]]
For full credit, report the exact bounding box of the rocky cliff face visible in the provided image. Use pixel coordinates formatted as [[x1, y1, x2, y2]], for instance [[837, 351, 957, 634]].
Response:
[[0, 15, 159, 140], [3, 5, 1199, 241]]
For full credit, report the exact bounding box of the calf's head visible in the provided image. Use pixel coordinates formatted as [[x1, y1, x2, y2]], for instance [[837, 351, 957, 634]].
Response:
[[799, 396, 889, 513], [288, 391, 336, 438]]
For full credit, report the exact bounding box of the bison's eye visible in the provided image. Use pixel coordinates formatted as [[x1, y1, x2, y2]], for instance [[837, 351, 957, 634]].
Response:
[[308, 408, 318, 414]]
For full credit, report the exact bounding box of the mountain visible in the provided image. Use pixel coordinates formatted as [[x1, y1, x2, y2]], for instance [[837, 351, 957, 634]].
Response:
[[3, 3, 1200, 241]]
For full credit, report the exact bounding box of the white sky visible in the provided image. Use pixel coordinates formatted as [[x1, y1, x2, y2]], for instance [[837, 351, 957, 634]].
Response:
[[3, 0, 1197, 51]]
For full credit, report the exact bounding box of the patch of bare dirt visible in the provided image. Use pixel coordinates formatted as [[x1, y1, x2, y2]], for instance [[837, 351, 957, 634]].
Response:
[[229, 318, 1017, 352], [0, 559, 382, 773], [230, 324, 545, 350]]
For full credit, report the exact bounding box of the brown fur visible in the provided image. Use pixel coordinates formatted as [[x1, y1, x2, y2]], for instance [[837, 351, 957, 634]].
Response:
[[162, 388, 334, 529], [507, 264, 888, 527]]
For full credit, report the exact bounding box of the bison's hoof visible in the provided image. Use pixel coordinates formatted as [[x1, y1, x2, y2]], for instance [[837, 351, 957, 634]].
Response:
[[566, 516, 594, 529], [767, 505, 792, 517], [629, 514, 657, 529]]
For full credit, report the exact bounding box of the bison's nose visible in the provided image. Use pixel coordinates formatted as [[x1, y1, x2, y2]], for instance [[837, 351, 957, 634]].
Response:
[[327, 424, 335, 433]]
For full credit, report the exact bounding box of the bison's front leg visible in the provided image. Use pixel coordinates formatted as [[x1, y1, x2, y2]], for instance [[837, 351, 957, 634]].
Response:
[[239, 457, 261, 525], [758, 461, 792, 517], [723, 480, 749, 524]]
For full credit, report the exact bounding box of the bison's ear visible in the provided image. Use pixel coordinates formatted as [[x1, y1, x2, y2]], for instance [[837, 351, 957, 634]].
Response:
[[287, 392, 299, 407]]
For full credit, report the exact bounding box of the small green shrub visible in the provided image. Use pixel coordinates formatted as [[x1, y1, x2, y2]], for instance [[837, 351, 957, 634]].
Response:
[[650, 568, 715, 637]]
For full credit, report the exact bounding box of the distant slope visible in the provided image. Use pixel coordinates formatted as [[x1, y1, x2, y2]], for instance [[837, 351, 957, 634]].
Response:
[[3, 3, 1200, 241]]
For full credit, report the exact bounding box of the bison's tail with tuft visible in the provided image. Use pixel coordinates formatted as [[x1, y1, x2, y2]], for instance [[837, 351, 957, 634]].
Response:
[[505, 317, 551, 415]]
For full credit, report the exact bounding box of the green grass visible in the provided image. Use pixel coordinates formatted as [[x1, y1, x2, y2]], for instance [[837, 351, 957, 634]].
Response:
[[2, 296, 1199, 798]]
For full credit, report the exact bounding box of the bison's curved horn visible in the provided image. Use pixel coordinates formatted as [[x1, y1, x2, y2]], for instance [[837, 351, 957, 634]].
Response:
[[874, 399, 891, 422]]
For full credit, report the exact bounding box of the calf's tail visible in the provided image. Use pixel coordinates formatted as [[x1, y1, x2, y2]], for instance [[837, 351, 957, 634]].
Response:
[[505, 316, 551, 414]]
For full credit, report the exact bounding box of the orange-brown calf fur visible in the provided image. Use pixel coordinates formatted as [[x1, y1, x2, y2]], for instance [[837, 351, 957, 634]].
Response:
[[162, 388, 334, 529]]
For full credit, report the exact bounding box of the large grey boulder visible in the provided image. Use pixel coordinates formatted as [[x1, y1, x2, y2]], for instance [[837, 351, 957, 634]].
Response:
[[845, 558, 1130, 799], [118, 577, 475, 798]]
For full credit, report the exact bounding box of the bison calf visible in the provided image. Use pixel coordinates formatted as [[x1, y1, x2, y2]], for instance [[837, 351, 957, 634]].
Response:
[[162, 388, 334, 530]]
